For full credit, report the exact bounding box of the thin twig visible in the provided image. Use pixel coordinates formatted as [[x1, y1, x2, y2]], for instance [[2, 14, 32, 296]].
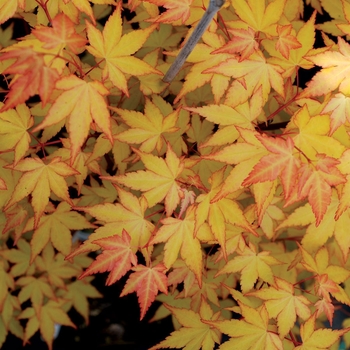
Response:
[[163, 0, 225, 83]]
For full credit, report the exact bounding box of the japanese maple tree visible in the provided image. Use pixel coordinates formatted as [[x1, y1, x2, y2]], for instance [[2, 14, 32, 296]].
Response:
[[2, 0, 350, 349]]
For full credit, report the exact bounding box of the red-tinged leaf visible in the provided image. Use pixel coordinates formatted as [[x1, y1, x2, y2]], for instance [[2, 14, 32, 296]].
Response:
[[298, 155, 345, 226], [243, 134, 300, 201], [4, 157, 78, 227], [86, 4, 160, 96], [79, 229, 138, 286], [213, 27, 259, 61], [314, 298, 335, 327], [144, 0, 191, 23], [0, 47, 59, 111], [120, 263, 168, 320], [275, 24, 302, 59], [31, 75, 113, 164], [32, 13, 87, 54]]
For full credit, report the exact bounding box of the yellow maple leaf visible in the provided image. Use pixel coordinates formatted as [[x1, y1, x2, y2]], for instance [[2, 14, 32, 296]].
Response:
[[85, 3, 161, 96], [0, 103, 33, 166], [232, 0, 286, 36], [294, 313, 350, 350], [150, 205, 203, 285], [31, 74, 114, 164], [67, 186, 154, 262], [216, 243, 282, 293], [205, 50, 285, 103], [302, 37, 350, 97], [150, 298, 222, 350], [21, 201, 95, 262], [205, 302, 283, 350], [248, 277, 311, 338], [111, 95, 180, 153], [104, 144, 184, 216], [4, 157, 78, 227]]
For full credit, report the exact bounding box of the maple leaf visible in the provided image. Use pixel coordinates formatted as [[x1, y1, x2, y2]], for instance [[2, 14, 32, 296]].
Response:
[[66, 186, 154, 261], [314, 296, 335, 327], [104, 144, 184, 216], [294, 313, 350, 350], [120, 263, 168, 320], [213, 27, 259, 61], [31, 74, 114, 164], [172, 30, 232, 104], [149, 298, 222, 350], [247, 277, 311, 338], [205, 302, 283, 350], [321, 92, 350, 135], [0, 103, 33, 166], [275, 24, 302, 59], [195, 167, 258, 260], [0, 47, 60, 111], [111, 95, 180, 153], [285, 104, 345, 160], [204, 50, 285, 103], [19, 299, 76, 350], [0, 0, 25, 25], [16, 276, 56, 317], [85, 3, 160, 96], [32, 13, 87, 54], [79, 229, 138, 286], [35, 243, 80, 290], [150, 205, 203, 285], [216, 243, 283, 293], [232, 0, 286, 36], [296, 154, 345, 226], [202, 128, 268, 200], [21, 201, 95, 262], [302, 37, 350, 97], [243, 134, 300, 201], [144, 0, 191, 24], [0, 261, 14, 312], [57, 277, 102, 325], [0, 239, 36, 277], [4, 157, 78, 227]]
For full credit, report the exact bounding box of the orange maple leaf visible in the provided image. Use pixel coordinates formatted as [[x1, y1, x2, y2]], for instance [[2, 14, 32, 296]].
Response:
[[213, 27, 259, 61], [294, 313, 350, 350], [275, 24, 302, 59], [4, 157, 78, 227], [79, 229, 138, 286], [120, 263, 168, 320], [31, 74, 114, 164], [32, 13, 87, 54], [85, 3, 160, 96], [296, 154, 345, 225], [144, 0, 191, 24], [243, 134, 300, 201], [0, 47, 59, 111]]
